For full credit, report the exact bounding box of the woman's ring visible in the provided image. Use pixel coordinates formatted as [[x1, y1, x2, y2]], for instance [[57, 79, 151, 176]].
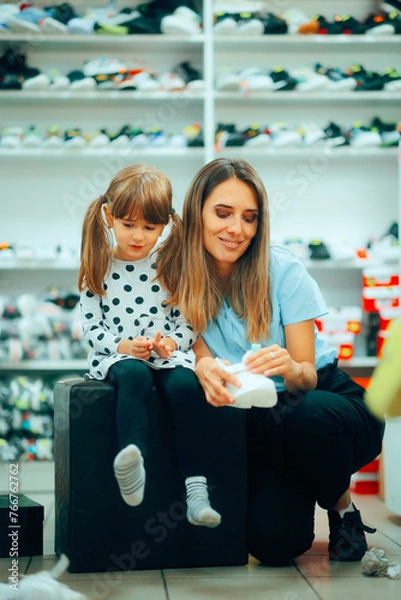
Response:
[[270, 351, 275, 359]]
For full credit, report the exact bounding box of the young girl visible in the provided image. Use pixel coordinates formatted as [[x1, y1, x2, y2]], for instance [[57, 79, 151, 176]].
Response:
[[77, 164, 221, 528]]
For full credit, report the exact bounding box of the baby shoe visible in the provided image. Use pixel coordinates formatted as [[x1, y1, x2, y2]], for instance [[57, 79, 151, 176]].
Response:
[[216, 351, 277, 409]]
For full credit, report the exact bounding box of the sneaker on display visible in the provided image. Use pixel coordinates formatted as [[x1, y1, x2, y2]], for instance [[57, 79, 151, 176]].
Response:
[[347, 123, 382, 147], [215, 68, 242, 91], [214, 11, 237, 34], [336, 15, 367, 35], [282, 9, 311, 34], [160, 7, 202, 35], [269, 67, 297, 91], [315, 63, 357, 91], [363, 13, 395, 35], [323, 122, 350, 146], [269, 122, 302, 146], [238, 67, 274, 91], [259, 12, 288, 34], [291, 67, 330, 92], [236, 12, 264, 35]]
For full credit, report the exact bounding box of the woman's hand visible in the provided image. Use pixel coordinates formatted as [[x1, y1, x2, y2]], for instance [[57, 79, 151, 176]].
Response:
[[244, 344, 301, 380], [117, 337, 152, 360], [244, 321, 317, 394], [195, 356, 240, 407]]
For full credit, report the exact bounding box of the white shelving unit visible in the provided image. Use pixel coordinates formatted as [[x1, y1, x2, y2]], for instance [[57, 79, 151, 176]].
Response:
[[0, 0, 400, 377]]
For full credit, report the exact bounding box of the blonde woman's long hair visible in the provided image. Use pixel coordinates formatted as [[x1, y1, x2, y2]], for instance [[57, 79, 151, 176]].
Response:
[[171, 157, 271, 343], [78, 164, 183, 296]]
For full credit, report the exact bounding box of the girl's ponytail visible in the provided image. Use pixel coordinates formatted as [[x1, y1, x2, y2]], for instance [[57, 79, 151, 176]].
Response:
[[78, 196, 112, 295], [155, 209, 183, 301]]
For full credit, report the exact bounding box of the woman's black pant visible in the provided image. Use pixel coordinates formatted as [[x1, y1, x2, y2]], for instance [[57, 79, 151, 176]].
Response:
[[108, 359, 211, 479], [246, 362, 384, 566]]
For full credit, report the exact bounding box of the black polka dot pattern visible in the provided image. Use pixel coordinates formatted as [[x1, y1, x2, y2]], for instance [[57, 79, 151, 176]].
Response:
[[80, 254, 196, 380]]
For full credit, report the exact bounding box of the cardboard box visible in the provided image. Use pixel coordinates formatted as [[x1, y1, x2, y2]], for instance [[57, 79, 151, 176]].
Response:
[[0, 494, 44, 558]]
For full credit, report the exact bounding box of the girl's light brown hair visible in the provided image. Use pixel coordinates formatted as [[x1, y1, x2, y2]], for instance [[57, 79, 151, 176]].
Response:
[[78, 164, 183, 296], [171, 157, 271, 342]]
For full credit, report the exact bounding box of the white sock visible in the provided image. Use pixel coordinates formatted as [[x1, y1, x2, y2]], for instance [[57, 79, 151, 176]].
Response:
[[185, 475, 221, 528], [337, 501, 354, 518], [113, 444, 146, 507]]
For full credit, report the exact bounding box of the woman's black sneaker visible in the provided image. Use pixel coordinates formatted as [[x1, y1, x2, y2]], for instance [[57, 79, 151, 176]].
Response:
[[328, 504, 376, 561]]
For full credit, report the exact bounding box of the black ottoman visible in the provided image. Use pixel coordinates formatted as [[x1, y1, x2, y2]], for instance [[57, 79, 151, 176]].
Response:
[[54, 378, 248, 572]]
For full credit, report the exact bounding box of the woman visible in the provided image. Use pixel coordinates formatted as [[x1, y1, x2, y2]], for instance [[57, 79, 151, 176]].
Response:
[[165, 157, 384, 566]]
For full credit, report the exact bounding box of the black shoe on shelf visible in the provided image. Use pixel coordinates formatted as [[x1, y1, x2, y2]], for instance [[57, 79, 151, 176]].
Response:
[[337, 15, 368, 34], [328, 504, 376, 562], [258, 12, 288, 34]]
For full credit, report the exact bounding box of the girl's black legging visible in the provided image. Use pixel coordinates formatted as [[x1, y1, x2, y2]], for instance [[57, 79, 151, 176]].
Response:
[[107, 359, 210, 479], [246, 362, 384, 566]]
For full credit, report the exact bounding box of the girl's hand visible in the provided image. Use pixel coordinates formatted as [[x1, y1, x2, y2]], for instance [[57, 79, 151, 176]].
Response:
[[117, 337, 152, 360], [195, 356, 240, 407], [150, 331, 176, 359]]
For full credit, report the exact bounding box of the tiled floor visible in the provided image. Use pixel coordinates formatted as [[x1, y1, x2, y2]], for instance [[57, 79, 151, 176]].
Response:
[[1, 462, 401, 599]]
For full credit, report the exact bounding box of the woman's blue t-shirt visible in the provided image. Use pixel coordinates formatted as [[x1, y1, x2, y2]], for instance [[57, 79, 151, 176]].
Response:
[[202, 245, 337, 392]]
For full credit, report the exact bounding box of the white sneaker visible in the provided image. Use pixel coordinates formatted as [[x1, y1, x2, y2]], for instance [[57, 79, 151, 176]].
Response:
[[161, 7, 202, 35], [216, 353, 277, 409], [215, 68, 241, 91], [239, 67, 274, 92]]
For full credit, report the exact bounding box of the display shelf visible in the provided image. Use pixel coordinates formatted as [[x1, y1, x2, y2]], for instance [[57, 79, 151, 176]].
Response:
[[0, 360, 87, 372], [213, 36, 401, 49], [0, 147, 205, 159], [0, 33, 205, 48], [0, 259, 79, 270], [215, 147, 398, 159], [0, 90, 205, 102], [215, 91, 401, 103]]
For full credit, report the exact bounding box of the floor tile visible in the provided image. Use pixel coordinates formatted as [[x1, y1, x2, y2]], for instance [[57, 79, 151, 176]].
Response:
[[166, 575, 320, 599], [308, 575, 401, 599], [163, 560, 299, 579], [61, 577, 167, 599]]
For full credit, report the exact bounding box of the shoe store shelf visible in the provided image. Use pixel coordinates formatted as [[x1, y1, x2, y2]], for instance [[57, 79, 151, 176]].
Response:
[[0, 260, 79, 270], [0, 90, 205, 102], [214, 147, 398, 159], [215, 91, 401, 103], [214, 36, 401, 50], [0, 33, 205, 49], [0, 148, 205, 159], [0, 360, 87, 373]]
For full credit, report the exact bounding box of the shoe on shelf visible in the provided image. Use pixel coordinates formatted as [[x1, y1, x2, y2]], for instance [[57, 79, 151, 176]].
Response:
[[238, 67, 274, 92], [236, 12, 264, 36], [363, 13, 396, 35], [371, 116, 401, 147], [160, 6, 202, 35], [315, 63, 357, 91], [328, 504, 376, 561], [215, 68, 241, 91], [313, 15, 343, 35], [174, 61, 204, 91], [292, 67, 330, 92], [336, 15, 367, 35], [214, 11, 237, 34], [258, 12, 288, 34], [282, 9, 311, 34], [323, 122, 350, 146], [269, 67, 297, 91], [347, 122, 383, 147], [347, 65, 385, 91]]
